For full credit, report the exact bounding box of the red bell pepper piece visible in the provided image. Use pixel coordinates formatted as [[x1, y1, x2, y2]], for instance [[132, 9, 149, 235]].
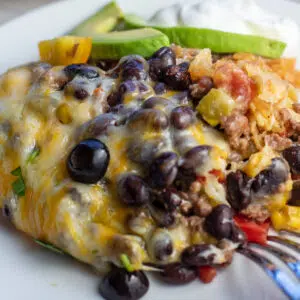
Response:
[[234, 215, 270, 245], [198, 266, 217, 284]]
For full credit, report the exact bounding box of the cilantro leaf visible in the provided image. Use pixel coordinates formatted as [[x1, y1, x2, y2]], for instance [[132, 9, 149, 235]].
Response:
[[11, 167, 22, 177]]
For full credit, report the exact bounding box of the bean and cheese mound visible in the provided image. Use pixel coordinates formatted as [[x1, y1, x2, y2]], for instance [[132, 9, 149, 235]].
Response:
[[0, 47, 298, 272]]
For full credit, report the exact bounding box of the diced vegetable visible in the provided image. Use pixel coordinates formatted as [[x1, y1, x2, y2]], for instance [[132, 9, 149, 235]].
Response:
[[198, 266, 217, 284], [196, 88, 236, 126], [56, 104, 73, 124], [120, 254, 134, 272], [271, 205, 300, 231], [234, 215, 270, 245], [38, 36, 92, 66]]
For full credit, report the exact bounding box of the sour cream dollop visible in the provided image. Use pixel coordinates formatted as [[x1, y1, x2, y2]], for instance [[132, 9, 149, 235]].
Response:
[[149, 0, 300, 57]]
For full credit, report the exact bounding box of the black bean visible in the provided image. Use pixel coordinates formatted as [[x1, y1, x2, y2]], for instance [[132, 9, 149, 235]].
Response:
[[142, 96, 169, 109], [180, 146, 211, 174], [153, 82, 167, 95], [181, 244, 215, 267], [74, 88, 89, 100], [64, 64, 99, 80], [149, 58, 164, 81], [161, 188, 182, 211], [282, 145, 300, 174], [160, 263, 197, 284], [127, 109, 169, 131], [148, 202, 176, 227], [150, 188, 181, 213], [230, 225, 246, 244], [99, 267, 149, 300], [118, 174, 150, 206], [189, 76, 214, 104], [252, 158, 289, 199], [67, 139, 110, 184], [107, 81, 137, 107], [148, 229, 173, 262], [226, 170, 253, 211], [152, 46, 176, 68], [120, 56, 148, 81], [151, 210, 175, 228], [81, 113, 117, 138], [170, 106, 194, 130], [149, 152, 178, 189], [162, 64, 191, 90], [178, 62, 190, 69], [204, 205, 234, 240], [127, 137, 167, 164]]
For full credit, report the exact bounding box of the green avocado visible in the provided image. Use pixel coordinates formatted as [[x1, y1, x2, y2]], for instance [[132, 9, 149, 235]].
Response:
[[91, 28, 170, 60], [123, 14, 286, 58], [70, 1, 123, 36]]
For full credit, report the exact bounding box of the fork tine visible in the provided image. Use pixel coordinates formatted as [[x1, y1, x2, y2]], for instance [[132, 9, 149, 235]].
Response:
[[268, 236, 300, 252], [251, 243, 300, 280], [280, 230, 300, 239], [238, 247, 300, 300]]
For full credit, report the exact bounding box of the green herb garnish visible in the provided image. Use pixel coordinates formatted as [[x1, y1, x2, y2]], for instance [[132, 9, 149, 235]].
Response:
[[12, 178, 25, 196], [11, 167, 22, 176], [11, 167, 25, 196], [120, 254, 134, 272], [34, 239, 65, 255], [27, 147, 40, 164]]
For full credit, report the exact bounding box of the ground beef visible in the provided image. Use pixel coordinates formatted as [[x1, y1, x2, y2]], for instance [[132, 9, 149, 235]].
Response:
[[171, 44, 200, 62], [280, 108, 300, 137], [180, 200, 193, 215], [293, 103, 300, 114], [192, 195, 212, 217], [187, 216, 205, 234], [264, 133, 292, 151], [222, 113, 252, 157], [240, 203, 270, 223]]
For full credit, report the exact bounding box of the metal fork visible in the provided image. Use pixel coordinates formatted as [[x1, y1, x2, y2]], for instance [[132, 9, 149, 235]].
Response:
[[238, 230, 300, 300]]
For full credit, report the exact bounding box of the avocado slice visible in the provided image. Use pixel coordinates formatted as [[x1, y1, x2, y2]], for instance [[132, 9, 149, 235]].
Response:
[[91, 28, 170, 60], [70, 1, 123, 36], [123, 14, 286, 58]]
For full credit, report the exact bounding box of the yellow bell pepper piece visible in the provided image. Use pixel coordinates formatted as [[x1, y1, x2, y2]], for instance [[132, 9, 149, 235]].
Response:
[[271, 205, 300, 231], [38, 36, 92, 66], [243, 146, 275, 178], [196, 88, 236, 127]]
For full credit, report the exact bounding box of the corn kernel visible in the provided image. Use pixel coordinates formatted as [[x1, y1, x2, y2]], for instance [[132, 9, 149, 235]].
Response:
[[271, 211, 285, 230], [56, 104, 72, 124]]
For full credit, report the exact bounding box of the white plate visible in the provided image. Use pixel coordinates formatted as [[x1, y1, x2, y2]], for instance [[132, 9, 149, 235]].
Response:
[[0, 0, 299, 299]]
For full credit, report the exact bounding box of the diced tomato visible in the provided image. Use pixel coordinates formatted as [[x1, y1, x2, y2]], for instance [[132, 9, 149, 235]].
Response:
[[196, 176, 206, 184], [209, 169, 225, 183], [234, 215, 270, 245], [198, 266, 217, 284], [214, 62, 253, 110]]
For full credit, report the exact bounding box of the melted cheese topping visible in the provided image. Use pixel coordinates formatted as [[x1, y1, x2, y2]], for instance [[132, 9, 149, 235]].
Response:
[[0, 62, 238, 270]]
